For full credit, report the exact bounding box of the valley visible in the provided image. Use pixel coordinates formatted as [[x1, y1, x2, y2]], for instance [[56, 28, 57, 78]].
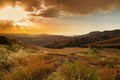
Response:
[[0, 38, 119, 80], [0, 30, 120, 80]]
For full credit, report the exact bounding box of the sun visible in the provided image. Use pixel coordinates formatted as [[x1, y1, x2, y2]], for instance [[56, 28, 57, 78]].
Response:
[[0, 5, 41, 33], [0, 5, 29, 26]]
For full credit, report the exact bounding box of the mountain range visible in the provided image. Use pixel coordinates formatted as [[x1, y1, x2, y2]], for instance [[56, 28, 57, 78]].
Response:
[[0, 29, 120, 48]]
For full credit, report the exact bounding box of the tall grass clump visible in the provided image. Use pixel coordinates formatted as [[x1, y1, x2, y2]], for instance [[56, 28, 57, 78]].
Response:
[[59, 62, 100, 80]]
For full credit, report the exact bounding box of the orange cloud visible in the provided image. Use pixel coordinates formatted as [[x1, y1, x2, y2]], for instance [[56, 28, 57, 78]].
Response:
[[1, 0, 120, 17], [39, 0, 120, 16]]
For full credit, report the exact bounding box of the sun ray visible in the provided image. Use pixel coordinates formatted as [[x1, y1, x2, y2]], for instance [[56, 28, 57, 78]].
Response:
[[0, 5, 29, 27], [0, 6, 28, 21]]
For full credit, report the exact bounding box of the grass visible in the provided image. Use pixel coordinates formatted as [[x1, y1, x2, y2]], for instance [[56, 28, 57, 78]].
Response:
[[0, 54, 61, 80], [0, 44, 119, 80], [76, 48, 98, 58], [0, 44, 61, 80], [57, 62, 100, 80]]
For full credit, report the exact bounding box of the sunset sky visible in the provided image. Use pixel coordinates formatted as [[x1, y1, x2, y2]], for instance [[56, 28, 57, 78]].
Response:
[[0, 0, 120, 35]]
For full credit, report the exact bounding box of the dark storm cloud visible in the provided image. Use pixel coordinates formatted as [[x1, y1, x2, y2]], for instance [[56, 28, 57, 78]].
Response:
[[0, 0, 39, 11], [34, 7, 59, 17], [40, 0, 120, 16], [0, 0, 120, 17], [20, 0, 39, 11]]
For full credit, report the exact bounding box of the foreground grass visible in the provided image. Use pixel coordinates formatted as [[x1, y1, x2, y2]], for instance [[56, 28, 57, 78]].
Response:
[[0, 45, 61, 80], [0, 54, 61, 80], [0, 45, 120, 80], [57, 62, 99, 80]]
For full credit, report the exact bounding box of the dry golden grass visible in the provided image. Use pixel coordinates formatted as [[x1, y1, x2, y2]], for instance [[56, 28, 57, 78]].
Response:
[[0, 46, 120, 80], [96, 67, 116, 80], [0, 52, 62, 80]]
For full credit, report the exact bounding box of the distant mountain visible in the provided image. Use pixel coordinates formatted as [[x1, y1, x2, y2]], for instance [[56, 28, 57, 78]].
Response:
[[0, 34, 71, 48], [0, 29, 120, 48], [44, 29, 120, 48], [75, 29, 120, 42], [72, 29, 120, 46]]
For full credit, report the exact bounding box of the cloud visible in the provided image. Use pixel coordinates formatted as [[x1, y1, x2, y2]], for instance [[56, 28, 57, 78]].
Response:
[[0, 0, 39, 11], [33, 6, 59, 17], [39, 0, 120, 16], [0, 20, 14, 32], [0, 0, 120, 17]]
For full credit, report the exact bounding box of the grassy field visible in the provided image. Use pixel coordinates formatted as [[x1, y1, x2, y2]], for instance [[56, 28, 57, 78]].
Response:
[[0, 44, 120, 80]]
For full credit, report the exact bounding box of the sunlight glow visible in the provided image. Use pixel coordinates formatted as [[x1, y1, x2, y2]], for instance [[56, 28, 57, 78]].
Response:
[[0, 6, 28, 24]]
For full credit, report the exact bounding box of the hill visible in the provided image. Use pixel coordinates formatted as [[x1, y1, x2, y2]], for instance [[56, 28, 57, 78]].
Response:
[[86, 37, 120, 48], [0, 34, 120, 80], [0, 29, 120, 48], [0, 36, 39, 51], [0, 34, 72, 48], [44, 29, 120, 48]]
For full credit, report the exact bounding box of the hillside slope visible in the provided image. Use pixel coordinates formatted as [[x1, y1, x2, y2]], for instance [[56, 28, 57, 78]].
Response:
[[44, 29, 120, 48], [0, 29, 120, 48], [86, 37, 120, 48]]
